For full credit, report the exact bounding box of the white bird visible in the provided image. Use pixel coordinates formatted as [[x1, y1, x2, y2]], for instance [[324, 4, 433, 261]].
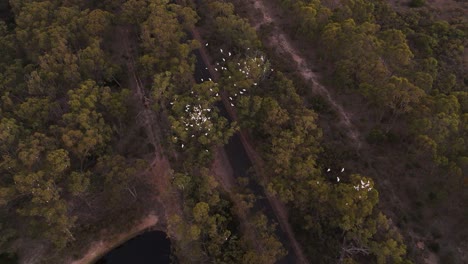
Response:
[[327, 168, 331, 172], [216, 93, 219, 96], [222, 58, 225, 62], [220, 49, 223, 53], [231, 103, 234, 106], [205, 43, 208, 46], [234, 84, 237, 87], [181, 144, 184, 148], [240, 91, 243, 94], [228, 52, 231, 56], [317, 181, 320, 185], [201, 78, 204, 82], [341, 168, 344, 172], [361, 180, 365, 185], [337, 177, 340, 182], [368, 187, 372, 191], [215, 68, 218, 71], [253, 83, 257, 86], [229, 97, 233, 100], [208, 78, 212, 81]]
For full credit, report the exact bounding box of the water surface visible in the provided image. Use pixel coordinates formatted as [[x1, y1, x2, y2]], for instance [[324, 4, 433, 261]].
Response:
[[95, 231, 170, 264]]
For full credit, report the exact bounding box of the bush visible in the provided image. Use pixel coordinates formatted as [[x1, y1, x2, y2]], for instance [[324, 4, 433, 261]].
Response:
[[0, 253, 18, 264], [409, 0, 425, 8], [309, 95, 329, 113], [366, 128, 386, 144]]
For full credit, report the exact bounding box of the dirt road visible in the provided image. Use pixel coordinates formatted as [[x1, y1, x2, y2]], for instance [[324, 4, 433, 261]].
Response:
[[250, 0, 363, 150]]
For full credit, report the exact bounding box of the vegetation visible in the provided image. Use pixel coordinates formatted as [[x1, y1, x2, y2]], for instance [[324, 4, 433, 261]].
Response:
[[197, 0, 413, 263], [272, 0, 466, 262], [0, 0, 465, 263]]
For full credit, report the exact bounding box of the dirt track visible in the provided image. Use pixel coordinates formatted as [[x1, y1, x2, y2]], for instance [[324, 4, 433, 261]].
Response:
[[250, 0, 363, 150]]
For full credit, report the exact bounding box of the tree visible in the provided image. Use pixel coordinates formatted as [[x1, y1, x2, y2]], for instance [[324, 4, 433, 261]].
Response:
[[380, 29, 414, 71], [384, 76, 425, 117], [96, 155, 146, 205], [78, 38, 118, 82], [168, 81, 236, 163], [85, 9, 112, 37], [202, 0, 261, 50], [121, 0, 150, 25], [61, 80, 112, 162], [0, 118, 20, 154], [15, 98, 54, 130]]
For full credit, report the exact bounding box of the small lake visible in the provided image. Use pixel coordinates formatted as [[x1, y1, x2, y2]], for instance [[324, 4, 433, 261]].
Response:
[[95, 231, 171, 264]]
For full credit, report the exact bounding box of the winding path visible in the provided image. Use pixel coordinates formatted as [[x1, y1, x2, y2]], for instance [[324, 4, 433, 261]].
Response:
[[251, 0, 362, 150]]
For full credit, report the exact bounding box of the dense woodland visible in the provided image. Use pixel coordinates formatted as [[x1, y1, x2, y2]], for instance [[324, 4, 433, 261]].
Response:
[[0, 0, 466, 263]]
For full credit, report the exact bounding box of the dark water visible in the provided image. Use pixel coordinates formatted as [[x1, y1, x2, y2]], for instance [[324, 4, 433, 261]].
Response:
[[193, 50, 252, 180], [192, 50, 296, 264], [95, 231, 171, 264]]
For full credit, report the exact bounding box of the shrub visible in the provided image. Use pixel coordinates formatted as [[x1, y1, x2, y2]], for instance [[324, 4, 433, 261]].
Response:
[[366, 128, 386, 144], [409, 0, 425, 8]]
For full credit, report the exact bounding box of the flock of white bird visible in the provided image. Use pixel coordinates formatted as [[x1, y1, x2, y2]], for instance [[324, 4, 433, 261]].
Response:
[[323, 167, 373, 194], [173, 44, 271, 149], [206, 44, 272, 107], [354, 179, 372, 192]]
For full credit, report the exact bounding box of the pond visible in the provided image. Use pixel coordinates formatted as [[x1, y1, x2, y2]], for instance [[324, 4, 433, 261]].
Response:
[[95, 231, 171, 264]]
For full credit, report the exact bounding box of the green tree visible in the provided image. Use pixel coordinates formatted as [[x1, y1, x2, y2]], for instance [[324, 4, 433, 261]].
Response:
[[61, 80, 112, 162]]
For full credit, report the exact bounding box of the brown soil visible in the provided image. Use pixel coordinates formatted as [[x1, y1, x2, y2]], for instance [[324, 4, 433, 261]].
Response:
[[211, 147, 236, 190]]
